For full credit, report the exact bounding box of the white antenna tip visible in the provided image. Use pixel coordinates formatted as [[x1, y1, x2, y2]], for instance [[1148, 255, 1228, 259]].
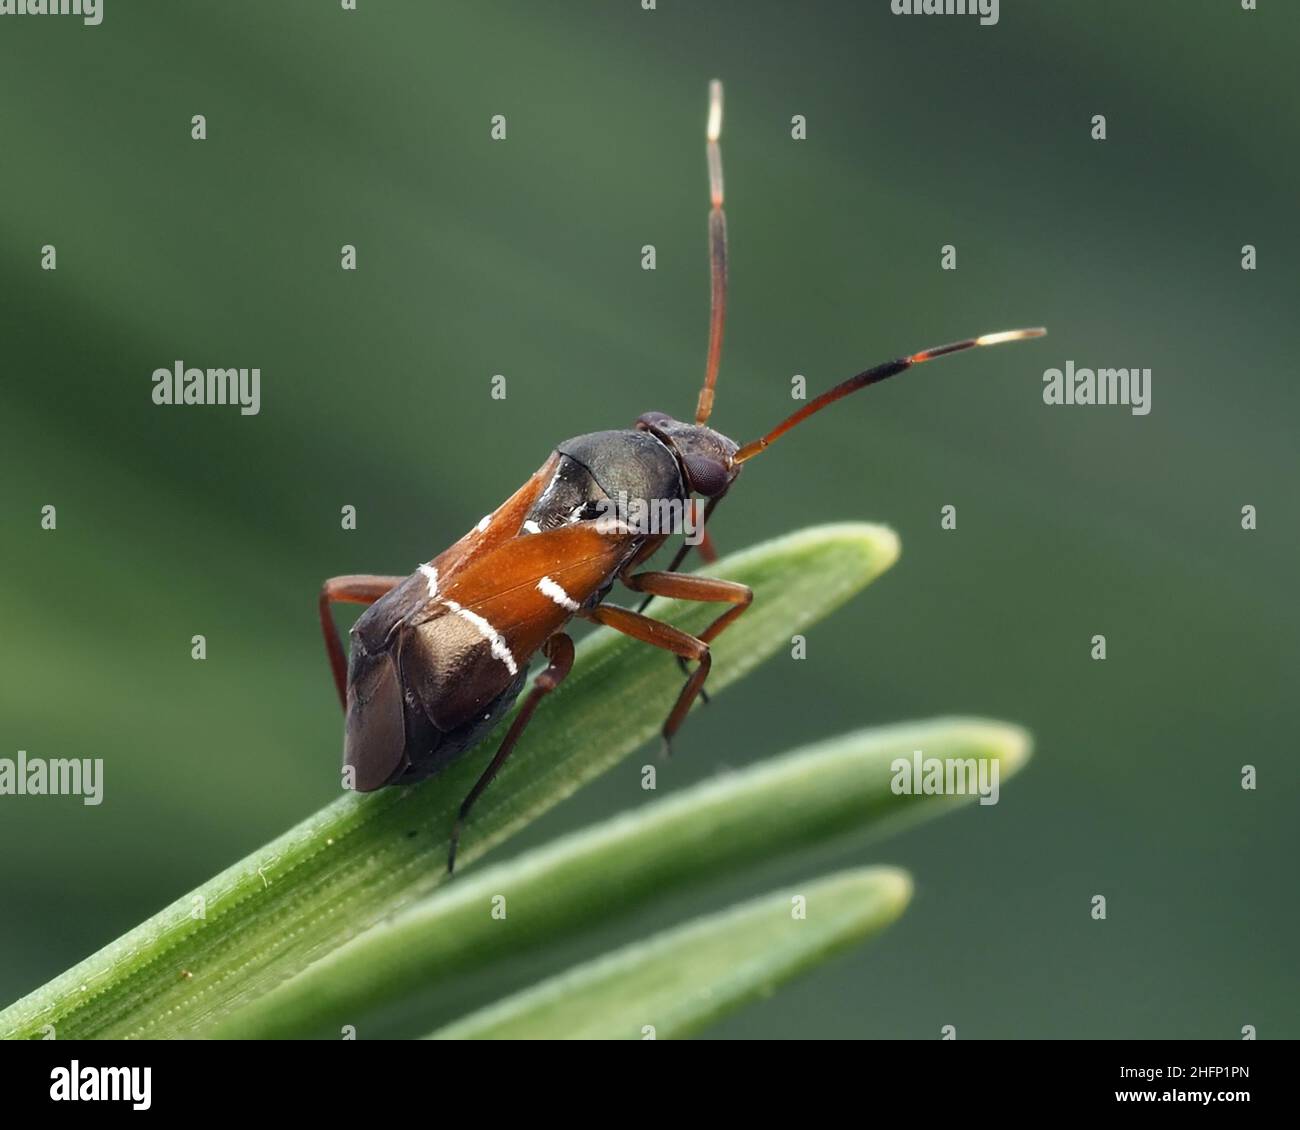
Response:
[[976, 327, 1047, 347], [707, 80, 723, 142]]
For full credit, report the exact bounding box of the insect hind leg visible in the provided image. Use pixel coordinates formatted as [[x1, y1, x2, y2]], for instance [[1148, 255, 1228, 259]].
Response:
[[446, 632, 576, 875], [319, 575, 406, 709]]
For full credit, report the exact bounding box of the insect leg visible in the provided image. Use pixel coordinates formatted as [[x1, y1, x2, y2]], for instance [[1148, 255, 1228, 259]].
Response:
[[624, 567, 751, 705], [634, 493, 724, 613], [696, 529, 719, 565], [318, 575, 405, 709], [447, 632, 576, 875], [581, 605, 711, 757], [622, 570, 752, 645]]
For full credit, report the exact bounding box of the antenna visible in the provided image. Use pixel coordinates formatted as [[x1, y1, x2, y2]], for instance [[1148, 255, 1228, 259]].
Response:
[[694, 79, 727, 426], [733, 328, 1047, 464]]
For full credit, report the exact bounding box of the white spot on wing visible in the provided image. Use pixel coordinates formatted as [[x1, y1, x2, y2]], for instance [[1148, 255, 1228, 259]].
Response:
[[476, 514, 492, 532], [538, 575, 580, 612], [418, 564, 439, 597], [441, 599, 518, 676], [522, 520, 541, 534]]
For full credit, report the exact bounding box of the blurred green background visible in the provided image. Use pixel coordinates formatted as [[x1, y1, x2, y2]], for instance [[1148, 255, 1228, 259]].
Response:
[[2, 0, 1296, 1038]]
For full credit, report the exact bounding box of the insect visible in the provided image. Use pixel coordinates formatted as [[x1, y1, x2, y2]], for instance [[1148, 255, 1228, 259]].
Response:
[[319, 81, 1045, 872]]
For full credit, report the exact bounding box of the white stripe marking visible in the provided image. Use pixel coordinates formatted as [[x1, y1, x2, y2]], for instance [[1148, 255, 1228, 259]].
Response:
[[418, 564, 439, 597], [441, 599, 518, 676], [538, 575, 580, 612]]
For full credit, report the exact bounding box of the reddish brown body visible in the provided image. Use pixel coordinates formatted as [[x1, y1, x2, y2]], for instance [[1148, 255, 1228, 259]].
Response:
[[317, 80, 1044, 871], [342, 450, 664, 792], [319, 422, 747, 874]]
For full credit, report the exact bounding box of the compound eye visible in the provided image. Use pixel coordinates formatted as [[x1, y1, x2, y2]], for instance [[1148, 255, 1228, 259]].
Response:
[[635, 411, 672, 430], [682, 454, 731, 497]]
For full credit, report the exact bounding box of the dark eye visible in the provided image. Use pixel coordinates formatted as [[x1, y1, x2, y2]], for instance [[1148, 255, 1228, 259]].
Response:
[[682, 454, 730, 497]]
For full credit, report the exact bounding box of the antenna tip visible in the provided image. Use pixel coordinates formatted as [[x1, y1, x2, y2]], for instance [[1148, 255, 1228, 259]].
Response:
[[975, 327, 1047, 347], [707, 80, 723, 142]]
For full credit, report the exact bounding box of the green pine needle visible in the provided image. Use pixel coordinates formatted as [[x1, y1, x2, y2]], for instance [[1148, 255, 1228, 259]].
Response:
[[1, 522, 899, 1040]]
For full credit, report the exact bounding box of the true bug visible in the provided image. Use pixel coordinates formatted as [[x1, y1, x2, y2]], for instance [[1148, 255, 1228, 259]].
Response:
[[319, 81, 1045, 872]]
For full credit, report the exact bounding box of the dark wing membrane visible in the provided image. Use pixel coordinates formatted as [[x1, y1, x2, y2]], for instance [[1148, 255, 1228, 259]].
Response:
[[403, 521, 641, 732], [343, 571, 438, 791], [344, 645, 407, 792], [349, 570, 436, 656]]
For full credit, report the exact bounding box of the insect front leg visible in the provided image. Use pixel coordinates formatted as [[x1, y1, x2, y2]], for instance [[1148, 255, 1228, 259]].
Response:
[[696, 529, 719, 564], [318, 575, 405, 708], [623, 566, 752, 705], [621, 569, 752, 644], [633, 493, 724, 614], [447, 632, 576, 875], [580, 605, 711, 758]]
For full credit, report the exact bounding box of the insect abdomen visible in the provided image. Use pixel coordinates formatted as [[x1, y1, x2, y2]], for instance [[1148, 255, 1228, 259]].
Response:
[[343, 573, 529, 792], [344, 625, 528, 792]]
